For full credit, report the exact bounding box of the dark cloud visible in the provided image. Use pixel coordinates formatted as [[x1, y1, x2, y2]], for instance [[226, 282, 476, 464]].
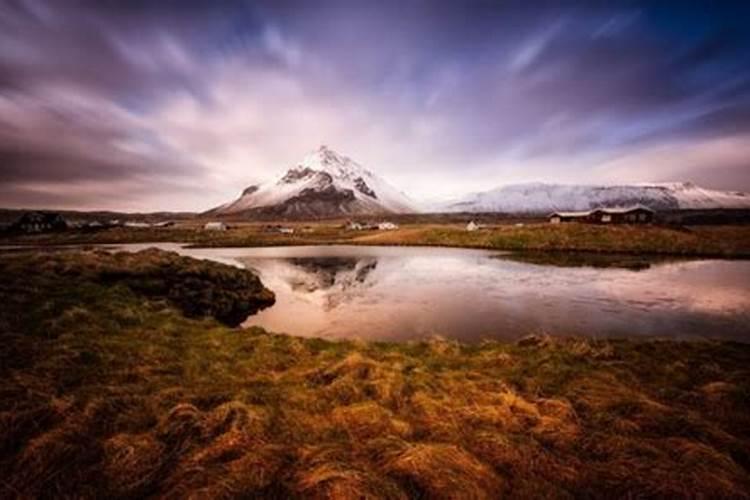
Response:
[[1, 0, 749, 210]]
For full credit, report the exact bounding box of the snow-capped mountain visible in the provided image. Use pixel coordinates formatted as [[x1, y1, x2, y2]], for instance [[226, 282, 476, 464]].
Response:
[[437, 182, 750, 213], [209, 146, 417, 217]]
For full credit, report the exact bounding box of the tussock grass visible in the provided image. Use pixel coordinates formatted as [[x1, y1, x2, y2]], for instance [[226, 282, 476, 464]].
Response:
[[1, 250, 749, 498]]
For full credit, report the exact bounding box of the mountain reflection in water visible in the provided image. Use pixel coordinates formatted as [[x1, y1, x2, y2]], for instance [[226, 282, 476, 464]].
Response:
[[101, 244, 750, 342]]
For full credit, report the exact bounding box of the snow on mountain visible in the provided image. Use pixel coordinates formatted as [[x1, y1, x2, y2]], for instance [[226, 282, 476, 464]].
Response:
[[210, 146, 417, 217], [437, 182, 750, 213]]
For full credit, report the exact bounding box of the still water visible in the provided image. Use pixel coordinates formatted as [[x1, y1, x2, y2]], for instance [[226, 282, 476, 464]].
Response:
[[108, 244, 750, 342]]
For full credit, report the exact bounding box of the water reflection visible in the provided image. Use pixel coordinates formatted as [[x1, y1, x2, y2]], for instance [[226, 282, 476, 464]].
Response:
[[498, 252, 679, 271], [244, 257, 378, 311], [99, 244, 750, 342]]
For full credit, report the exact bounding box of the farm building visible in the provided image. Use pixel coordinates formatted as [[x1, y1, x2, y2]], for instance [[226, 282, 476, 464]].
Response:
[[590, 206, 654, 224], [10, 212, 68, 233], [204, 221, 227, 231], [548, 211, 591, 224], [378, 222, 399, 230], [549, 206, 654, 224], [466, 221, 479, 231]]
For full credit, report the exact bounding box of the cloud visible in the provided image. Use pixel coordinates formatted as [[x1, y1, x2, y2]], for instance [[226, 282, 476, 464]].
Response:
[[0, 0, 749, 211]]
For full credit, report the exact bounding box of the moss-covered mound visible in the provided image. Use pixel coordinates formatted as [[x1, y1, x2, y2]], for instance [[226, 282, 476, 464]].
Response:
[[1, 248, 275, 327]]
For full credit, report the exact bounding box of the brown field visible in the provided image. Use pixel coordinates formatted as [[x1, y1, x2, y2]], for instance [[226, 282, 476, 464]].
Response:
[[2, 221, 750, 257], [1, 249, 749, 498]]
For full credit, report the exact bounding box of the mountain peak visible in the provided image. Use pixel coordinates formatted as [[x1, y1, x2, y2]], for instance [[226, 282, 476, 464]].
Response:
[[299, 145, 369, 180], [208, 147, 417, 217]]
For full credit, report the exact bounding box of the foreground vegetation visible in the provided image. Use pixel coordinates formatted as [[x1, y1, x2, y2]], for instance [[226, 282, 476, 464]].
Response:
[[3, 221, 750, 257], [1, 249, 749, 498]]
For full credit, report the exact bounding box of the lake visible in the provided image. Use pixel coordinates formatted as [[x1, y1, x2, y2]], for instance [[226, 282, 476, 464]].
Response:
[[103, 243, 750, 342]]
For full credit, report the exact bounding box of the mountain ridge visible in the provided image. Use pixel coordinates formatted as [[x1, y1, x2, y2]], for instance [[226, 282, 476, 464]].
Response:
[[435, 182, 750, 214]]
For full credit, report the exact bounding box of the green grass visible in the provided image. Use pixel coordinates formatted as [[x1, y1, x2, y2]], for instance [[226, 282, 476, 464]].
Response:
[[1, 249, 749, 498]]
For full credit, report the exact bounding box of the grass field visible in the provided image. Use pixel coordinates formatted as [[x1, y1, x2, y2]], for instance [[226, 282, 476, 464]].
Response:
[[3, 222, 750, 257], [1, 249, 749, 498]]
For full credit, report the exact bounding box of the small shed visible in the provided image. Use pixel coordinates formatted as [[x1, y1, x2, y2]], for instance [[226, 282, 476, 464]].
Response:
[[466, 221, 479, 232], [204, 221, 227, 231], [378, 222, 398, 230]]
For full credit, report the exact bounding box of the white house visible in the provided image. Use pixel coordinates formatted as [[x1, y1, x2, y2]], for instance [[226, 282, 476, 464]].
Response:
[[378, 222, 398, 230], [204, 221, 227, 231], [466, 221, 479, 231], [278, 227, 295, 234]]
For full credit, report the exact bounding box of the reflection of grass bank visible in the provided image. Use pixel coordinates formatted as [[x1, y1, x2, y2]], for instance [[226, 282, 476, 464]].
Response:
[[2, 222, 750, 257], [497, 251, 680, 270], [1, 250, 749, 498]]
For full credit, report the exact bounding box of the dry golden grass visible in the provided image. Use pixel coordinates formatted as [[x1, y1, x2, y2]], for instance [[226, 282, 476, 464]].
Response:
[[2, 221, 750, 256], [1, 249, 749, 498]]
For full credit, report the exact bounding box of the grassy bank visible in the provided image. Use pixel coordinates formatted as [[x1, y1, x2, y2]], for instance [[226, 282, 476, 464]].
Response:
[[1, 249, 749, 498], [3, 222, 750, 257]]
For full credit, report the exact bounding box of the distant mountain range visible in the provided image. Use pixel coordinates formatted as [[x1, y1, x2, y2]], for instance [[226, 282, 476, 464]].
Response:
[[436, 182, 750, 214], [208, 145, 750, 217], [207, 146, 416, 217]]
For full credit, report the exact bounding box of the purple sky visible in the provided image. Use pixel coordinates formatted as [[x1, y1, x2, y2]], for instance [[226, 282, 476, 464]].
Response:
[[1, 0, 750, 211]]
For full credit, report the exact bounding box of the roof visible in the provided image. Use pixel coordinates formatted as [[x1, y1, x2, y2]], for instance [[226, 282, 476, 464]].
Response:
[[549, 211, 591, 218]]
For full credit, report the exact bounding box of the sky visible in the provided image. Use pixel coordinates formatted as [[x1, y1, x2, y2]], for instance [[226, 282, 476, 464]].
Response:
[[1, 0, 750, 212]]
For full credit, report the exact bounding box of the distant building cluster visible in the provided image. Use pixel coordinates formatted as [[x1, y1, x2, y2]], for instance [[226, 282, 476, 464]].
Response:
[[9, 212, 68, 233], [3, 211, 177, 234], [346, 221, 399, 231]]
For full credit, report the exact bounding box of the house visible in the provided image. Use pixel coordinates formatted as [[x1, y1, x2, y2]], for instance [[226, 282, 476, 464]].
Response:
[[204, 221, 227, 231], [378, 222, 398, 230], [124, 221, 151, 228], [10, 211, 68, 233], [590, 205, 655, 224], [278, 227, 295, 234], [549, 205, 655, 224], [153, 221, 175, 228], [347, 221, 364, 231], [466, 221, 479, 232]]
